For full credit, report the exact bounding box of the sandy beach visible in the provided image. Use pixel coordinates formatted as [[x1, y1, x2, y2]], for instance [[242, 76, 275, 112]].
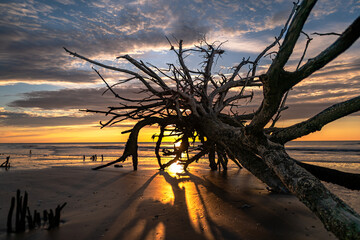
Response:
[[2, 164, 358, 240]]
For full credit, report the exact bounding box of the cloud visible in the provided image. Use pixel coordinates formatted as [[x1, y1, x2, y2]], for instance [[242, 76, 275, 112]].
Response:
[[281, 101, 360, 120], [0, 107, 137, 128], [310, 0, 344, 19], [7, 87, 149, 110], [0, 0, 217, 85], [0, 110, 97, 127], [212, 33, 270, 53], [1, 0, 357, 86], [271, 8, 291, 24], [54, 0, 75, 5]]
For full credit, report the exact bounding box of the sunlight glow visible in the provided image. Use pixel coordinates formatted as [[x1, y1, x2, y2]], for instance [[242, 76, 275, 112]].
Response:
[[157, 180, 175, 205], [179, 181, 216, 240], [174, 141, 181, 148], [145, 222, 165, 240], [167, 161, 185, 178]]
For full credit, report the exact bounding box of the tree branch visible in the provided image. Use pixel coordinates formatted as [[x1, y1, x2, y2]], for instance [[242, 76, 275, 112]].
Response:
[[287, 16, 360, 89], [93, 116, 178, 170], [270, 95, 360, 144], [251, 1, 299, 77], [64, 48, 160, 95], [295, 160, 360, 190], [268, 0, 317, 75]]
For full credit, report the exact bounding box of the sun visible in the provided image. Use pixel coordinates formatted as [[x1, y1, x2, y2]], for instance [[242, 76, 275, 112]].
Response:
[[167, 161, 185, 177], [174, 141, 181, 148]]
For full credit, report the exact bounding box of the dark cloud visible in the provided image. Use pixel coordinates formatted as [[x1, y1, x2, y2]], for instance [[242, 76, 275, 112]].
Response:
[[0, 109, 136, 127], [0, 111, 96, 127], [8, 87, 148, 110], [6, 75, 359, 122], [0, 27, 95, 83], [4, 85, 359, 127], [0, 0, 212, 85], [232, 100, 360, 122], [281, 102, 360, 120], [1, 0, 358, 85]]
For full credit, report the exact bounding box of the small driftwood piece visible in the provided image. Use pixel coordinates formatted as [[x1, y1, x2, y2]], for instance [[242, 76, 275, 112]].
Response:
[[6, 189, 67, 233], [7, 197, 15, 233], [0, 156, 11, 169], [26, 208, 42, 230], [6, 190, 28, 233], [47, 203, 67, 229]]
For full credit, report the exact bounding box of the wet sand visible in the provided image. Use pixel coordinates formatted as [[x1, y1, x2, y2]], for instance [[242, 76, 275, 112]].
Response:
[[0, 165, 356, 240]]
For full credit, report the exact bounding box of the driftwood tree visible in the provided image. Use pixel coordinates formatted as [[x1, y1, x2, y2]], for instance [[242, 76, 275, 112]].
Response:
[[65, 0, 360, 239]]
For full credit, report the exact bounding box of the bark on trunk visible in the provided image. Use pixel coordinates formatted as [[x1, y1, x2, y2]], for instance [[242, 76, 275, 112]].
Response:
[[197, 118, 289, 193], [199, 117, 360, 239], [295, 161, 360, 190], [258, 147, 360, 240]]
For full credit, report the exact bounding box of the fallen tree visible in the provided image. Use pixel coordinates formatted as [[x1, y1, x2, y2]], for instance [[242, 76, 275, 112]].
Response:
[[64, 0, 360, 238]]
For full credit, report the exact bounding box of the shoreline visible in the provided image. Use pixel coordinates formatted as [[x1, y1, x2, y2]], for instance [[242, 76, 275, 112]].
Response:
[[2, 165, 357, 239]]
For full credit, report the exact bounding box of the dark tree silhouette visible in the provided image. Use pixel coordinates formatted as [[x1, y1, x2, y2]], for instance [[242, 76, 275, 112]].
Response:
[[64, 0, 360, 239]]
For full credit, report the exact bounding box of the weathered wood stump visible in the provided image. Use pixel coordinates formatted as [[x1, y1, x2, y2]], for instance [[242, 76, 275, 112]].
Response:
[[6, 190, 67, 233]]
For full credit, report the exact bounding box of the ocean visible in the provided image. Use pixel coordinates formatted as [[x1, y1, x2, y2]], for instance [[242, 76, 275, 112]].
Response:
[[0, 141, 359, 173]]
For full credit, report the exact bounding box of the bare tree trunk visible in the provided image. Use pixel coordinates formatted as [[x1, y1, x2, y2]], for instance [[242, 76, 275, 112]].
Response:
[[258, 147, 360, 240], [199, 117, 360, 239], [294, 161, 360, 190], [197, 118, 289, 193]]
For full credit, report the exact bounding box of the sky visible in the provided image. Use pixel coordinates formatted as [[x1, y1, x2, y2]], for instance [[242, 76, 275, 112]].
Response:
[[0, 0, 359, 143]]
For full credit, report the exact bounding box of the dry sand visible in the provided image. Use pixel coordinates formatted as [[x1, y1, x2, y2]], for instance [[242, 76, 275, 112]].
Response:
[[0, 165, 357, 240]]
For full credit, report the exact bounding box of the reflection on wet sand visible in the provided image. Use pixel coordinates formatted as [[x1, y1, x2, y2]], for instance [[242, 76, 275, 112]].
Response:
[[167, 161, 185, 178], [112, 165, 243, 240], [180, 178, 215, 240], [166, 162, 216, 239]]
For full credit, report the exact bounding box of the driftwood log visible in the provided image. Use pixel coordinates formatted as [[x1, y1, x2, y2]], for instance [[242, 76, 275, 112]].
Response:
[[65, 0, 360, 239]]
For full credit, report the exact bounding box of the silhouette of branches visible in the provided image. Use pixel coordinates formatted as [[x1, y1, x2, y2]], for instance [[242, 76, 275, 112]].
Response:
[[65, 1, 360, 238]]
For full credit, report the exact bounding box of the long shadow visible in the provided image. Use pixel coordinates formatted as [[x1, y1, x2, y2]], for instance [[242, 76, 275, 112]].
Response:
[[112, 170, 243, 240], [80, 171, 160, 240], [92, 170, 134, 189], [185, 170, 304, 238], [161, 171, 243, 240], [113, 171, 207, 240], [81, 168, 303, 240]]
